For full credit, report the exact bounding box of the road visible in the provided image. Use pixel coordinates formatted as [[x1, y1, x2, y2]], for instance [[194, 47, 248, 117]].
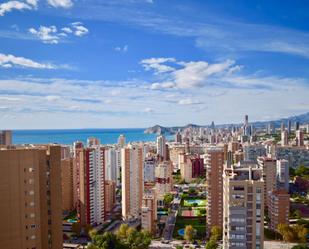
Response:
[[162, 195, 181, 241]]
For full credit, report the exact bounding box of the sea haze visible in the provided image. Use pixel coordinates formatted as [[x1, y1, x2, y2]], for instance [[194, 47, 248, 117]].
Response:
[[12, 129, 173, 145]]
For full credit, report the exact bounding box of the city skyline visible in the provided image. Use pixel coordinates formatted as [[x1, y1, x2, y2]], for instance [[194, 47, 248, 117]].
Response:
[[1, 0, 309, 128]]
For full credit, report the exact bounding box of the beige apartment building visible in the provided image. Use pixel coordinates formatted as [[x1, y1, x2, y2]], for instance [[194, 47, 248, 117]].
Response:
[[205, 146, 224, 231], [223, 162, 264, 249], [121, 144, 143, 219], [105, 180, 116, 214], [269, 189, 290, 231], [257, 157, 277, 208], [141, 188, 157, 234], [0, 145, 63, 249], [61, 158, 74, 211]]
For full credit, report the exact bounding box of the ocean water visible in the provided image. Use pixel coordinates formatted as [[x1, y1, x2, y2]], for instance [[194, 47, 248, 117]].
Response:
[[12, 129, 173, 145]]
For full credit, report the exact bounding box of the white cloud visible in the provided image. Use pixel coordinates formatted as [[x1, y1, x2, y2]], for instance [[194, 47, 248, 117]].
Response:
[[29, 23, 89, 44], [47, 0, 73, 8], [46, 95, 61, 101], [115, 45, 128, 53], [61, 27, 72, 33], [144, 58, 236, 89], [29, 25, 59, 44], [141, 57, 176, 74], [71, 22, 89, 37], [0, 53, 55, 69], [0, 0, 36, 16]]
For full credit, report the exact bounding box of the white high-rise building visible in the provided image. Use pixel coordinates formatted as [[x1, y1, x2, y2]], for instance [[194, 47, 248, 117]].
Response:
[[155, 161, 172, 206], [276, 159, 289, 191], [105, 147, 117, 182], [157, 135, 166, 160], [87, 145, 105, 225], [144, 157, 156, 183], [281, 130, 288, 146], [121, 144, 143, 219]]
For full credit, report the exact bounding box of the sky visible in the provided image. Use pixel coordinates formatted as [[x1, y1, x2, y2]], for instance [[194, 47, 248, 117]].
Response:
[[0, 0, 309, 129]]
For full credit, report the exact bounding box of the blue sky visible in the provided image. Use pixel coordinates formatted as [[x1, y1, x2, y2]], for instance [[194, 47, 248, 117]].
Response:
[[0, 0, 309, 129]]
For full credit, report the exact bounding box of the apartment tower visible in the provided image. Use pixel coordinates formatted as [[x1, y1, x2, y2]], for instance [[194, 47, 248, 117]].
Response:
[[0, 145, 62, 249], [121, 144, 143, 219], [206, 146, 224, 231], [223, 162, 264, 249]]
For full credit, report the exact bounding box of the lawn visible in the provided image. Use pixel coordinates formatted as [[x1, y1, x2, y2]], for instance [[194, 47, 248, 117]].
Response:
[[183, 199, 207, 207], [173, 216, 207, 240]]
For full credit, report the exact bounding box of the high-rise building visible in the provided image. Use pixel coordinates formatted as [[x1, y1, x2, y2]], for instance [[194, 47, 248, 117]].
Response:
[[223, 162, 264, 249], [287, 120, 292, 134], [296, 130, 304, 147], [280, 122, 285, 131], [155, 161, 172, 206], [276, 159, 289, 191], [0, 130, 12, 145], [73, 142, 106, 226], [157, 135, 167, 160], [205, 146, 224, 231], [61, 157, 74, 211], [257, 157, 277, 208], [175, 131, 182, 143], [118, 134, 126, 148], [105, 180, 116, 215], [191, 155, 204, 178], [0, 145, 63, 249], [121, 144, 143, 219], [269, 189, 290, 231], [243, 144, 266, 162], [281, 130, 289, 146], [144, 157, 156, 183], [105, 147, 117, 182], [295, 121, 300, 131], [77, 146, 106, 226], [141, 188, 157, 234]]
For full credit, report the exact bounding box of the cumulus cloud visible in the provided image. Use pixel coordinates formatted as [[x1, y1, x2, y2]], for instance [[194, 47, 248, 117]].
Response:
[[0, 0, 37, 16], [144, 58, 236, 89], [0, 53, 55, 69], [29, 22, 89, 44], [71, 22, 89, 36], [47, 0, 73, 8], [141, 57, 176, 74], [29, 25, 60, 44]]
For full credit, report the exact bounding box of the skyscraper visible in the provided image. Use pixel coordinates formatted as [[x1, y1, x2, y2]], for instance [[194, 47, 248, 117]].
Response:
[[155, 160, 172, 206], [157, 135, 167, 160], [281, 130, 288, 146], [76, 145, 106, 226], [296, 130, 304, 146], [175, 131, 182, 143], [141, 188, 157, 234], [205, 146, 224, 231], [223, 162, 264, 249], [121, 144, 143, 219], [257, 157, 277, 208], [61, 157, 74, 212], [0, 145, 63, 249], [269, 189, 290, 231], [276, 159, 289, 191]]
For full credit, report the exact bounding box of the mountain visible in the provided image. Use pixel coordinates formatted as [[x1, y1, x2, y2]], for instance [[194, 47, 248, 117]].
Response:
[[144, 112, 309, 134]]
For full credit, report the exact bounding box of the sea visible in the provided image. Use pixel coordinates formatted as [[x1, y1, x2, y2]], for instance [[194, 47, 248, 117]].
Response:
[[12, 129, 174, 145]]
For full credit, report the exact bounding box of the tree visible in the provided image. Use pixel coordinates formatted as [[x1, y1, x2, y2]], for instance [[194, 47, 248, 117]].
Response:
[[117, 224, 130, 241], [184, 225, 195, 242], [291, 245, 309, 249], [278, 224, 296, 242], [90, 232, 127, 249], [163, 193, 173, 206], [89, 228, 98, 240], [294, 224, 308, 243], [210, 226, 222, 241], [205, 239, 217, 249]]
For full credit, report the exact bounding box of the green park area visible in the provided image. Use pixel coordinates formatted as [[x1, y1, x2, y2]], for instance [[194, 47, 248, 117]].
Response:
[[173, 217, 206, 240]]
